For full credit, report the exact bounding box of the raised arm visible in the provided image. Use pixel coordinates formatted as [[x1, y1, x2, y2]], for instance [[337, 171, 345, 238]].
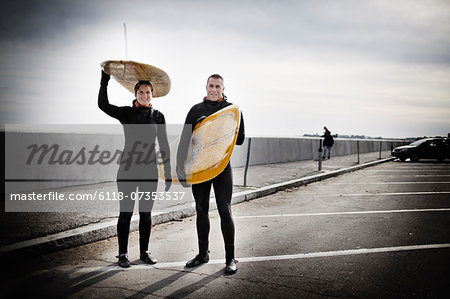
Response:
[[98, 70, 124, 120]]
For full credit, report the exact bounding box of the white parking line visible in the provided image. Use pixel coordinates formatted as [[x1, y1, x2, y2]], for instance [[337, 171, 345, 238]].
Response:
[[72, 243, 450, 273], [235, 243, 450, 263], [366, 169, 450, 172], [367, 175, 450, 178], [329, 182, 450, 185], [233, 208, 450, 219], [277, 192, 450, 198], [294, 192, 450, 197]]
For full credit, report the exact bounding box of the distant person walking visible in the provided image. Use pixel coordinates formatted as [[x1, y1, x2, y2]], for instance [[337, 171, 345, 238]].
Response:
[[322, 126, 334, 159]]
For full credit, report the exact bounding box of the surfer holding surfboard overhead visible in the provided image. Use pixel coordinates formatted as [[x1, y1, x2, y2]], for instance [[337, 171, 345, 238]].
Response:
[[98, 61, 172, 268], [177, 74, 245, 275]]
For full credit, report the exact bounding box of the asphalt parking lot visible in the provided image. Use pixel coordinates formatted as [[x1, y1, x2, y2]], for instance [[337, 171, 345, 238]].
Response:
[[3, 160, 450, 298]]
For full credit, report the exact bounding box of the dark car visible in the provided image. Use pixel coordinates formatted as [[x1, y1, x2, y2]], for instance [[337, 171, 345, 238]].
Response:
[[392, 137, 450, 162]]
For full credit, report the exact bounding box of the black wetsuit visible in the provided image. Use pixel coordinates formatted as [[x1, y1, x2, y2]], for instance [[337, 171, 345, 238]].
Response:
[[177, 97, 245, 263], [98, 72, 171, 255]]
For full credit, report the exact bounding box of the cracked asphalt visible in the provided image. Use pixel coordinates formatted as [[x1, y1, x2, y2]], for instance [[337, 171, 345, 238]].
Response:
[[3, 160, 450, 298]]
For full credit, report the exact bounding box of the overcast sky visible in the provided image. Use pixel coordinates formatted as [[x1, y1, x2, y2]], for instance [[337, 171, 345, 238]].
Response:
[[1, 0, 449, 138]]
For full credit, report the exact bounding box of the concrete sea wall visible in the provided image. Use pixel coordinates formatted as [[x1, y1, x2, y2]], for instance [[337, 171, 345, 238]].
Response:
[[4, 129, 405, 190], [230, 137, 404, 168]]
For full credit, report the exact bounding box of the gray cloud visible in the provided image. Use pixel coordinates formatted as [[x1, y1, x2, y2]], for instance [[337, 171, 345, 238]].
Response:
[[0, 0, 99, 42], [4, 0, 448, 65], [1, 0, 449, 137]]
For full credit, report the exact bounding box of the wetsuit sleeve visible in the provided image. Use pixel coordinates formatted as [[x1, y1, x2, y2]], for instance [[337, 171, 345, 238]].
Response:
[[157, 113, 171, 180], [176, 106, 197, 169], [98, 70, 125, 121], [236, 112, 245, 145]]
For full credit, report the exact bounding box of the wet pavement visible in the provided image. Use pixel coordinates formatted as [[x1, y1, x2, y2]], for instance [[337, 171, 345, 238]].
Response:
[[1, 151, 393, 257], [2, 157, 449, 298]]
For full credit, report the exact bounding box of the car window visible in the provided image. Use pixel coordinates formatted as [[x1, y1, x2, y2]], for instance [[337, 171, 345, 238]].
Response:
[[410, 139, 427, 146]]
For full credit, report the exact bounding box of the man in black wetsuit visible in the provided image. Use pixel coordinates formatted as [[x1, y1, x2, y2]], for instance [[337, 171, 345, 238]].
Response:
[[98, 70, 172, 268], [177, 74, 245, 275]]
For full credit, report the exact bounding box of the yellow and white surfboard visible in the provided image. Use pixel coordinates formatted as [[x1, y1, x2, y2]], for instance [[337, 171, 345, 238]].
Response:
[[160, 105, 241, 184]]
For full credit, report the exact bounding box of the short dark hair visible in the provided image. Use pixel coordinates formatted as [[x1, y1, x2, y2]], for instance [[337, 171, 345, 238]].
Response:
[[206, 74, 224, 85], [134, 81, 153, 95]]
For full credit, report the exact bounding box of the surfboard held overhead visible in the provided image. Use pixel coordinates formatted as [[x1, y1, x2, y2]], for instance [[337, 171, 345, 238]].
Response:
[[101, 60, 171, 97]]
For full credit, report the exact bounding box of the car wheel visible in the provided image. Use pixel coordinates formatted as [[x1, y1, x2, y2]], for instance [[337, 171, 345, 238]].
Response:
[[400, 157, 406, 162], [437, 156, 445, 162], [410, 153, 420, 162]]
